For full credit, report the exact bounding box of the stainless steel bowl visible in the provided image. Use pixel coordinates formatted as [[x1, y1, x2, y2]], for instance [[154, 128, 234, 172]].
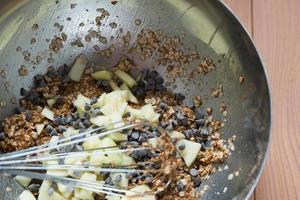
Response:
[[0, 0, 271, 199]]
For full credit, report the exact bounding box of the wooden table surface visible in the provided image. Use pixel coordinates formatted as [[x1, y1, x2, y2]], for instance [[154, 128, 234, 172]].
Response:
[[223, 0, 300, 200]]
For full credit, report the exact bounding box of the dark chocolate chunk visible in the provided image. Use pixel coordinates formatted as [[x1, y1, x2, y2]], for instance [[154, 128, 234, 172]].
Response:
[[25, 111, 33, 121], [0, 132, 5, 141]]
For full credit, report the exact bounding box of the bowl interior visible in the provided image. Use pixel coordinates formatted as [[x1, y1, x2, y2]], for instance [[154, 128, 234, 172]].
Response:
[[0, 0, 270, 199]]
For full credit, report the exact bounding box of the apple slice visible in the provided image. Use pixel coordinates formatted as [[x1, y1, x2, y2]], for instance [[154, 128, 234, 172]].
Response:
[[83, 137, 102, 150], [114, 69, 137, 88], [168, 131, 185, 139], [68, 54, 88, 82], [110, 173, 129, 188], [176, 139, 201, 167], [122, 185, 155, 200], [15, 176, 32, 187], [90, 115, 111, 127], [57, 183, 72, 198], [73, 94, 90, 111], [19, 190, 36, 200], [91, 70, 113, 80], [74, 188, 94, 200], [109, 80, 120, 91], [35, 124, 45, 136], [63, 127, 79, 138], [120, 83, 139, 104], [38, 180, 51, 200], [108, 132, 127, 142], [41, 107, 54, 121], [47, 98, 56, 108], [92, 93, 106, 108]]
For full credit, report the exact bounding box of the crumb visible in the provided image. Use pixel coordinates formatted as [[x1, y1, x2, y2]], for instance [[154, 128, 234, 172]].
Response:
[[32, 23, 39, 31], [5, 187, 12, 192], [135, 19, 142, 26], [0, 68, 6, 78], [30, 38, 37, 44], [70, 3, 77, 9], [18, 65, 28, 76], [239, 76, 245, 84], [227, 173, 234, 180]]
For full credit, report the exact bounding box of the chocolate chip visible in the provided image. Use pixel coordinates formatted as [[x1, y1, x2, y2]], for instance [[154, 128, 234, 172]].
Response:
[[176, 181, 185, 191], [159, 102, 168, 110], [195, 119, 205, 128], [78, 121, 86, 130], [155, 76, 164, 85], [83, 119, 91, 128], [178, 144, 185, 150], [149, 70, 159, 78], [138, 133, 148, 143], [15, 107, 26, 114], [55, 96, 64, 105], [175, 93, 185, 104], [58, 125, 67, 133], [105, 176, 113, 185], [193, 176, 202, 187], [46, 125, 54, 133], [195, 108, 205, 119], [190, 168, 198, 176], [135, 87, 146, 98], [200, 128, 209, 140], [20, 88, 29, 96], [148, 78, 156, 85], [183, 129, 192, 138], [65, 115, 73, 124], [82, 112, 90, 120], [0, 132, 5, 141], [90, 96, 98, 105], [60, 115, 67, 125], [50, 129, 58, 136], [54, 116, 61, 125], [114, 175, 122, 182], [48, 187, 54, 196], [130, 131, 140, 141], [25, 111, 33, 121], [84, 103, 91, 111]]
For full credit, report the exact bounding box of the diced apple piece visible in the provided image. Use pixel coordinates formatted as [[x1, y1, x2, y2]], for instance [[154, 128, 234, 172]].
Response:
[[104, 91, 127, 105], [38, 180, 51, 200], [19, 190, 36, 200], [90, 115, 110, 127], [73, 94, 90, 111], [49, 192, 67, 200], [35, 124, 45, 136], [111, 173, 128, 188], [67, 161, 83, 178], [118, 102, 128, 116], [115, 70, 137, 88], [91, 70, 113, 80], [80, 172, 97, 182], [63, 127, 79, 138], [141, 104, 156, 121], [176, 139, 201, 167], [101, 102, 118, 116], [108, 132, 127, 142], [110, 112, 124, 128], [83, 137, 102, 150], [106, 195, 121, 200], [92, 93, 106, 108], [121, 154, 136, 166], [74, 188, 94, 200], [120, 83, 139, 104], [15, 176, 32, 187], [127, 106, 144, 119], [68, 54, 88, 82], [47, 169, 68, 177], [90, 150, 106, 165], [122, 185, 155, 200], [148, 138, 158, 148], [168, 131, 185, 139], [57, 183, 72, 198], [64, 152, 89, 165], [47, 98, 56, 108], [109, 80, 120, 91], [102, 137, 123, 166], [41, 107, 54, 121]]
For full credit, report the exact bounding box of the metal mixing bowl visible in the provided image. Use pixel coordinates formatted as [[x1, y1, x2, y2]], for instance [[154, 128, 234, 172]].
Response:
[[0, 0, 271, 199]]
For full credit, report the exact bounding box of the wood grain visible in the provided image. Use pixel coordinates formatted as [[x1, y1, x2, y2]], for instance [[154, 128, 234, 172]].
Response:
[[224, 0, 300, 200], [252, 0, 300, 199]]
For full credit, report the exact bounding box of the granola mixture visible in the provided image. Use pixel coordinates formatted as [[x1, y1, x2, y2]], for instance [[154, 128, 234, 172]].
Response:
[[0, 8, 233, 200]]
